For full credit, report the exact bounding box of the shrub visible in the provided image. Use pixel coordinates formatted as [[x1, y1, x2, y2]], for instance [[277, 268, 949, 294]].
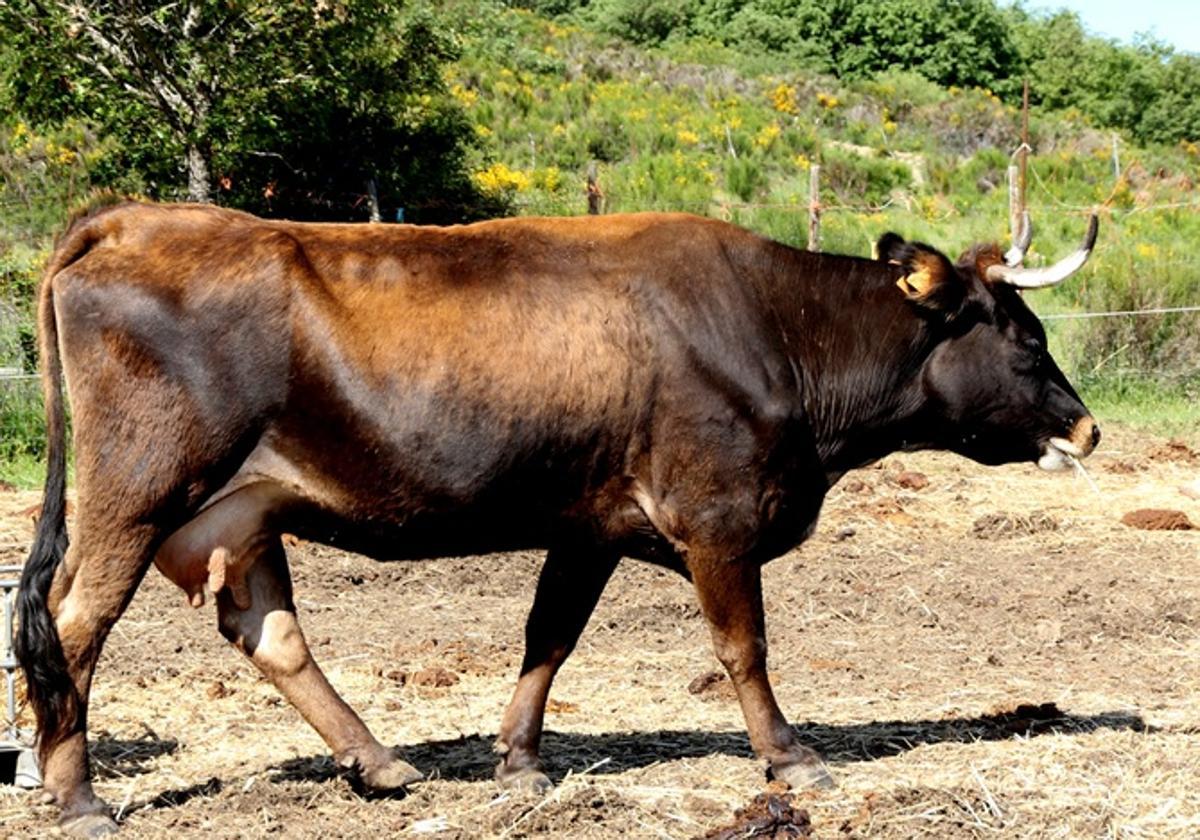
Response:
[[725, 157, 767, 202]]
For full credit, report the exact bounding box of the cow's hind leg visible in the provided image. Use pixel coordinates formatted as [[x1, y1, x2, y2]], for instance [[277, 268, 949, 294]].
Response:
[[495, 545, 619, 791], [214, 539, 421, 791], [37, 524, 160, 837]]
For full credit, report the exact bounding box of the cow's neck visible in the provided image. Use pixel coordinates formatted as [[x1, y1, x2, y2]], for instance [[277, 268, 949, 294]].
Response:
[[771, 251, 936, 476]]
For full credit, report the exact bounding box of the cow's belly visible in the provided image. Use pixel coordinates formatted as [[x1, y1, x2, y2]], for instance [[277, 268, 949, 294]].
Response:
[[185, 433, 646, 563]]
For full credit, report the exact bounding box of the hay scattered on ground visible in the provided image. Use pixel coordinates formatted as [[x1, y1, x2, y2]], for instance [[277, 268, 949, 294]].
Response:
[[1, 425, 1198, 838]]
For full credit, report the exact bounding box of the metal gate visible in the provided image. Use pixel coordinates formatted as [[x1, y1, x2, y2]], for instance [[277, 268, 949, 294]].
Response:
[[1, 563, 39, 787]]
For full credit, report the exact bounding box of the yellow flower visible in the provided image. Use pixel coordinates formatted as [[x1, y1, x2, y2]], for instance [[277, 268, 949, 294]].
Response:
[[11, 120, 30, 151], [450, 83, 477, 108], [474, 124, 493, 138], [770, 82, 798, 115], [794, 153, 811, 170], [473, 162, 531, 194], [1135, 243, 1158, 259], [538, 167, 562, 192], [676, 129, 700, 146], [816, 92, 839, 109], [754, 123, 781, 149]]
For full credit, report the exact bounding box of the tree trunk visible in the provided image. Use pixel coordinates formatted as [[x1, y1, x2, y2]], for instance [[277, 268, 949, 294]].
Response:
[[186, 142, 211, 203], [366, 178, 382, 222]]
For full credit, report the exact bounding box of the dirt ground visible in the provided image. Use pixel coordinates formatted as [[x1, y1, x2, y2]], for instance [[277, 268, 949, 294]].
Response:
[[1, 425, 1198, 838]]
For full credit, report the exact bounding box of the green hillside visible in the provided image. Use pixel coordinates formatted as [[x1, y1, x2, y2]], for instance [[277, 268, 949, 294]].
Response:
[[1, 1, 1197, 480], [442, 4, 1198, 425]]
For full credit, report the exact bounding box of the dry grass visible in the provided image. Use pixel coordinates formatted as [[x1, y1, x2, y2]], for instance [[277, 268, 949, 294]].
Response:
[[0, 425, 1198, 838]]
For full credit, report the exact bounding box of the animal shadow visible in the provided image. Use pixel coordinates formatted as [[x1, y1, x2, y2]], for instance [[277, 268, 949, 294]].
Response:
[[275, 702, 1149, 786], [90, 730, 178, 780]]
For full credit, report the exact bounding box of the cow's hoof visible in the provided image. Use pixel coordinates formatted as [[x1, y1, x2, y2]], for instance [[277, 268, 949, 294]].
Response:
[[359, 755, 423, 791], [495, 762, 553, 794], [769, 756, 836, 791], [60, 812, 119, 838]]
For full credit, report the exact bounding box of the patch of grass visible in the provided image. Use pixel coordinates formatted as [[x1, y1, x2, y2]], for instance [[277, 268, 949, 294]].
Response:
[[0, 451, 47, 490], [1076, 375, 1200, 444], [0, 378, 45, 461]]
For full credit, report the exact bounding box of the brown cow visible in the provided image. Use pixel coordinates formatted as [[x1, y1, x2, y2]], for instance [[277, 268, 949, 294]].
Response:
[[17, 202, 1099, 836]]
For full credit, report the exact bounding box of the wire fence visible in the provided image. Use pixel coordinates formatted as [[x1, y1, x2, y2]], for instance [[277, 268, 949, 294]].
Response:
[[2, 148, 1198, 402]]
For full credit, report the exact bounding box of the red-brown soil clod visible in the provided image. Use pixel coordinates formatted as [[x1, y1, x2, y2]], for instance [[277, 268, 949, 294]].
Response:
[[894, 471, 930, 491], [1147, 439, 1199, 464], [1121, 508, 1195, 531]]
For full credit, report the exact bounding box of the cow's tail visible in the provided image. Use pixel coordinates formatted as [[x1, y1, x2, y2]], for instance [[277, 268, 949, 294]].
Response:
[[15, 210, 109, 759]]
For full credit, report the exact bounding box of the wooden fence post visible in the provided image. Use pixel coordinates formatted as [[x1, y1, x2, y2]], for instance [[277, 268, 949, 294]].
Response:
[[1008, 164, 1020, 246], [1019, 78, 1029, 219], [587, 161, 602, 215], [807, 164, 821, 252]]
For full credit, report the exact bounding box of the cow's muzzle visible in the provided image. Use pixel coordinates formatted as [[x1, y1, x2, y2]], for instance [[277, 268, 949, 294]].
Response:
[[1037, 416, 1100, 471]]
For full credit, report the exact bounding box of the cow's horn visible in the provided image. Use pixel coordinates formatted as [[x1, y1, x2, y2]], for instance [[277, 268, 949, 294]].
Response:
[[1003, 211, 1033, 267], [986, 214, 1098, 289]]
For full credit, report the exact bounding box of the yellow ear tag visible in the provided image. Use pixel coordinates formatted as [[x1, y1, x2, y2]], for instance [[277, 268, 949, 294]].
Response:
[[897, 266, 934, 297]]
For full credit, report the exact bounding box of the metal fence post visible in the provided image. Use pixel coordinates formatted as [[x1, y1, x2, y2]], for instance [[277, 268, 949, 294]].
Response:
[[1, 564, 40, 787]]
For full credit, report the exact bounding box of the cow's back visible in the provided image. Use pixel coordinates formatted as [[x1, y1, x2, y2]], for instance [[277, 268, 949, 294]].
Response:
[[49, 204, 789, 555]]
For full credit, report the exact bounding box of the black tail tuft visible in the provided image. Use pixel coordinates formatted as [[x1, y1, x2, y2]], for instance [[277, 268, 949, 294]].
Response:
[[15, 486, 76, 758]]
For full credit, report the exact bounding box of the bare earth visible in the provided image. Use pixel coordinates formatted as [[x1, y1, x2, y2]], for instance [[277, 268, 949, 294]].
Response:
[[1, 425, 1198, 838]]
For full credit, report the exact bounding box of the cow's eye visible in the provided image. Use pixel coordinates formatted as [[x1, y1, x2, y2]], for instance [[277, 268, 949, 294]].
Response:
[[1020, 337, 1045, 369]]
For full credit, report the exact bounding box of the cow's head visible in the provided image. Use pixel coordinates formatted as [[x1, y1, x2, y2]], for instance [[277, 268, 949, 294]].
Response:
[[877, 215, 1100, 470]]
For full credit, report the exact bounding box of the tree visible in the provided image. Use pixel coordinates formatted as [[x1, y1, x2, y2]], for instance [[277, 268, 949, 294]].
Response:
[[830, 0, 1021, 95], [0, 1, 497, 220], [1138, 54, 1200, 145]]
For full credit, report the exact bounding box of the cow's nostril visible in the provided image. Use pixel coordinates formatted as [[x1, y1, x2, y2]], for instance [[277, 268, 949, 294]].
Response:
[[1091, 423, 1101, 449]]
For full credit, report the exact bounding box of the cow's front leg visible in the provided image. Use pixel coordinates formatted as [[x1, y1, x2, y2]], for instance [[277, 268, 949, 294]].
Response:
[[690, 557, 833, 789], [495, 545, 619, 791], [215, 539, 421, 791]]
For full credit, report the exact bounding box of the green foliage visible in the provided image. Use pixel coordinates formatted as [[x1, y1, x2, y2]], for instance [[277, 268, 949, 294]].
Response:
[[724, 157, 766, 202], [1137, 55, 1200, 146], [594, 0, 690, 46], [525, 0, 1200, 147], [830, 0, 1021, 94], [821, 148, 911, 205], [1072, 375, 1199, 444], [0, 379, 46, 464], [0, 119, 104, 243], [0, 0, 1197, 468], [0, 0, 499, 221], [0, 243, 43, 369]]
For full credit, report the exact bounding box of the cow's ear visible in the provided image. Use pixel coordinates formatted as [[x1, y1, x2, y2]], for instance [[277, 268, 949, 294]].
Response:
[[874, 231, 906, 263], [894, 243, 962, 311]]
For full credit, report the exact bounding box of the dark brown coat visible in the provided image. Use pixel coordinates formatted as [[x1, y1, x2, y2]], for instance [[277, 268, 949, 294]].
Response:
[[17, 202, 1098, 834]]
